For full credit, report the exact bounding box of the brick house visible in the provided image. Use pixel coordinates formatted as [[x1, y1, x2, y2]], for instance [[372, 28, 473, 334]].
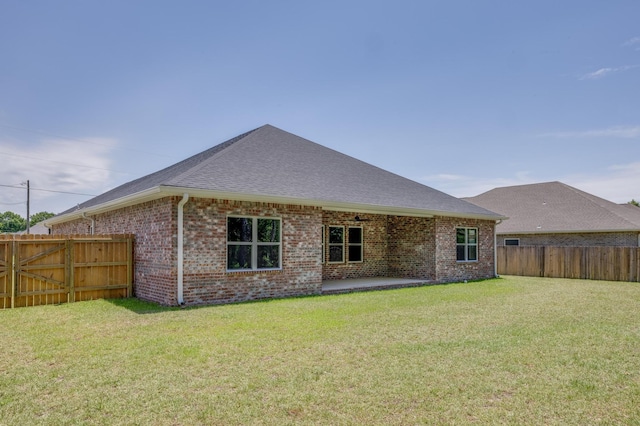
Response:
[[46, 125, 504, 306], [464, 181, 640, 247]]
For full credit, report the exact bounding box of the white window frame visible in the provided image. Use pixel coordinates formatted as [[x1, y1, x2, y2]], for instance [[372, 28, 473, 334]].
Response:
[[328, 225, 345, 264], [504, 238, 520, 246], [226, 216, 282, 272], [321, 225, 325, 264], [347, 226, 363, 263], [456, 227, 478, 262]]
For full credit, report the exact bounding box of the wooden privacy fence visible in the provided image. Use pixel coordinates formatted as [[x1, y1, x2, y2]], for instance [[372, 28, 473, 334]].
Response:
[[0, 234, 133, 309], [497, 246, 640, 282]]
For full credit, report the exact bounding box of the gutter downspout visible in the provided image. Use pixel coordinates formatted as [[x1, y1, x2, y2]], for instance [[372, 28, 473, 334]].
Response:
[[42, 221, 52, 235], [82, 212, 95, 235], [494, 219, 502, 277], [177, 193, 189, 305]]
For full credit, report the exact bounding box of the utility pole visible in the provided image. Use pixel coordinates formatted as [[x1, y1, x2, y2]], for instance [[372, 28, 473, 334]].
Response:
[[26, 180, 30, 234]]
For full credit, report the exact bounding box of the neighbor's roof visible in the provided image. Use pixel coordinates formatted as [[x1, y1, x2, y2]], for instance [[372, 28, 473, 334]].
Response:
[[51, 125, 503, 222], [17, 222, 50, 235], [464, 181, 640, 234]]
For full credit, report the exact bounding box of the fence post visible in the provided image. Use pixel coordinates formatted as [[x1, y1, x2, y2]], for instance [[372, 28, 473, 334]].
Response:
[[10, 240, 15, 309], [127, 236, 133, 298], [67, 240, 75, 303], [637, 248, 640, 282]]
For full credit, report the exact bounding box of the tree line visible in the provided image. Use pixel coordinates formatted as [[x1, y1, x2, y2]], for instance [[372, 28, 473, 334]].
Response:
[[0, 211, 55, 233]]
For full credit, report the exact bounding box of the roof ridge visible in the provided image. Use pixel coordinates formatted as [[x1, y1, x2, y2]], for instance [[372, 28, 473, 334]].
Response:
[[53, 125, 503, 220], [497, 180, 560, 192]]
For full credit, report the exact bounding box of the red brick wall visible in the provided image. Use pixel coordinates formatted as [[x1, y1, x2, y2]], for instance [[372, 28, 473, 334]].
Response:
[[434, 217, 496, 282], [321, 211, 389, 280], [52, 196, 497, 305], [51, 199, 177, 305], [52, 197, 323, 306], [499, 232, 640, 247], [180, 198, 323, 305], [387, 216, 437, 280], [320, 213, 492, 282]]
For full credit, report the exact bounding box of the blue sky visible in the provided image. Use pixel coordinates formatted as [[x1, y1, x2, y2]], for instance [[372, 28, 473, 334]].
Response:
[[1, 1, 639, 215]]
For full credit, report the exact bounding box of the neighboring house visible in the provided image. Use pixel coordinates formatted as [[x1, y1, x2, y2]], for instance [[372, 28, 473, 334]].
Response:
[[46, 125, 504, 306], [17, 222, 51, 235], [464, 181, 640, 247]]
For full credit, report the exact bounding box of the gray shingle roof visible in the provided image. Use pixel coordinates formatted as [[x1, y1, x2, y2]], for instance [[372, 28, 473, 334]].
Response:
[[59, 125, 502, 219], [464, 181, 640, 233]]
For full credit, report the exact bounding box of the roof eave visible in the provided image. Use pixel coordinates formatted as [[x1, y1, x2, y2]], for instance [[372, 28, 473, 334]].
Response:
[[45, 186, 167, 226], [45, 185, 506, 226], [497, 228, 640, 235], [167, 187, 507, 220]]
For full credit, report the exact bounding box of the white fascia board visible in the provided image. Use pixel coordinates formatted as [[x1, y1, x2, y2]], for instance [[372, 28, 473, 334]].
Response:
[[45, 185, 506, 226], [164, 187, 504, 220], [45, 187, 167, 225], [322, 205, 505, 220], [427, 210, 508, 221], [161, 187, 436, 217]]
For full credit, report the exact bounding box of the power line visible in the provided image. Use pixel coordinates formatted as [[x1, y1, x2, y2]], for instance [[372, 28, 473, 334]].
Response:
[[31, 187, 97, 197], [0, 183, 96, 197], [0, 183, 25, 190]]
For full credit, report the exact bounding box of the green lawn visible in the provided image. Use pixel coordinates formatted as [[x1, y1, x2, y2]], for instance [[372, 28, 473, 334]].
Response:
[[1, 276, 639, 425]]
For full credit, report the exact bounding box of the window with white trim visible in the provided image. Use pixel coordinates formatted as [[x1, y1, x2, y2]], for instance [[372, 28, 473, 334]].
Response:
[[456, 227, 478, 262], [321, 225, 325, 264], [328, 226, 344, 263], [504, 238, 520, 246], [348, 226, 363, 262], [227, 216, 281, 271]]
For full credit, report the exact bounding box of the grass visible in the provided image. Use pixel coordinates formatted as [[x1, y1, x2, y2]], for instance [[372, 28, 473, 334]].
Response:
[[1, 276, 639, 425]]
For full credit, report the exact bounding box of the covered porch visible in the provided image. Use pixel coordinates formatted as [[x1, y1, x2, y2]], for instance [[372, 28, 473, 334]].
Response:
[[321, 277, 431, 295]]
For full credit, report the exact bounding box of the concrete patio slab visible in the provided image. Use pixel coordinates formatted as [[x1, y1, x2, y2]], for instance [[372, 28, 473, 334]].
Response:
[[321, 277, 431, 295]]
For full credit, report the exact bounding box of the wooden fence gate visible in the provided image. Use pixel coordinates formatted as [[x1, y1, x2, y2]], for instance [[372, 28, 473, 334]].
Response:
[[0, 234, 133, 309]]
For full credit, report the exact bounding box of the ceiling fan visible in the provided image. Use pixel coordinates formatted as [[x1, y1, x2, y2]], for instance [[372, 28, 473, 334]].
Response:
[[353, 216, 371, 222]]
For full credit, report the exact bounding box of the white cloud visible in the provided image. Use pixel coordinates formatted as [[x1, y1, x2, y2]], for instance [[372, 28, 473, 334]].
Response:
[[581, 67, 615, 80], [623, 37, 640, 49], [0, 137, 118, 214], [579, 64, 639, 80], [538, 125, 640, 139], [428, 173, 467, 182]]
